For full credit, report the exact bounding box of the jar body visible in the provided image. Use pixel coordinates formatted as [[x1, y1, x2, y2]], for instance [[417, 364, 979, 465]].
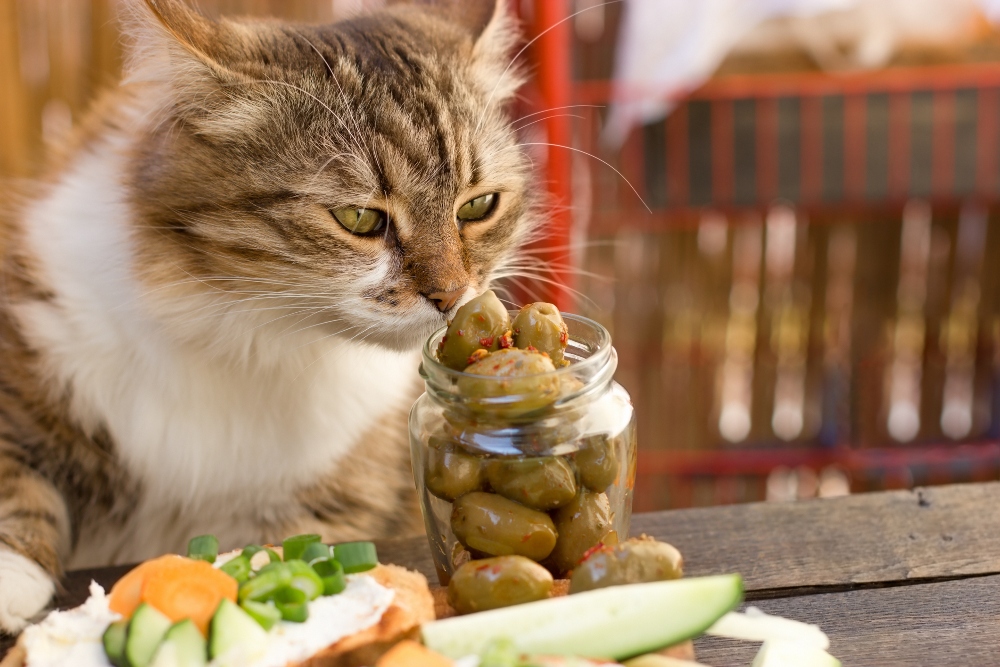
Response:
[[410, 363, 636, 584]]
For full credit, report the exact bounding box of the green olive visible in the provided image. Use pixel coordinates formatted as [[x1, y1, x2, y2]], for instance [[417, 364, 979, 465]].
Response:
[[512, 302, 569, 366], [486, 456, 577, 511], [425, 436, 485, 501], [569, 536, 683, 594], [574, 434, 620, 491], [450, 492, 558, 561], [437, 290, 511, 371], [457, 348, 560, 417], [447, 555, 553, 614], [547, 490, 614, 575]]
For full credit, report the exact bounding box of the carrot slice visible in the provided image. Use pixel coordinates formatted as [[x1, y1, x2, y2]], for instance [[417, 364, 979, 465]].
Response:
[[141, 559, 238, 636], [108, 555, 188, 618]]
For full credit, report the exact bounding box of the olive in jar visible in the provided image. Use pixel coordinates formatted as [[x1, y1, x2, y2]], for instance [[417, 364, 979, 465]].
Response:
[[512, 302, 569, 366], [486, 456, 577, 511], [569, 536, 683, 594], [437, 290, 511, 371], [451, 492, 558, 561], [547, 490, 614, 575], [425, 436, 484, 501], [457, 348, 560, 417], [575, 434, 621, 491], [447, 555, 554, 614]]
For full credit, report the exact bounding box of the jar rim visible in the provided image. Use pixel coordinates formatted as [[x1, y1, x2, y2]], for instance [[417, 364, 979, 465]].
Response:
[[421, 312, 613, 381]]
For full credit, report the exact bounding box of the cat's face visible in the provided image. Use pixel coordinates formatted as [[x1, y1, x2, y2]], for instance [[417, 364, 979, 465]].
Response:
[[127, 0, 531, 352]]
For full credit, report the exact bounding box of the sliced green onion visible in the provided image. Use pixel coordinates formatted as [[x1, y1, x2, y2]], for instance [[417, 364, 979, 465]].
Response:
[[241, 545, 263, 559], [287, 560, 324, 600], [299, 542, 333, 564], [313, 558, 346, 596], [273, 587, 309, 623], [187, 535, 219, 564], [238, 562, 292, 603], [241, 600, 281, 631], [220, 555, 252, 584], [334, 541, 378, 573], [264, 548, 282, 564], [282, 534, 321, 561]]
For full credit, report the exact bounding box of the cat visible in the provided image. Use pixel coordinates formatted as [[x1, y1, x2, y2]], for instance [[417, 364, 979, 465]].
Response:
[[0, 0, 532, 633]]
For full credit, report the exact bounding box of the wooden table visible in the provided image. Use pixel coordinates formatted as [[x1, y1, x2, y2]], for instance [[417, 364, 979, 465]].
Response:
[[7, 481, 1000, 665]]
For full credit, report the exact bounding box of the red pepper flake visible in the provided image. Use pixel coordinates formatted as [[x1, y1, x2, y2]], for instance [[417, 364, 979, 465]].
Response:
[[579, 543, 611, 564], [520, 534, 532, 542], [467, 349, 490, 365], [559, 330, 568, 345], [525, 345, 538, 353], [456, 330, 464, 337], [498, 332, 513, 349], [479, 336, 495, 347]]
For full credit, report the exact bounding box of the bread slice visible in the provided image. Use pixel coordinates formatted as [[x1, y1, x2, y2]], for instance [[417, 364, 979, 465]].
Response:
[[294, 564, 435, 667]]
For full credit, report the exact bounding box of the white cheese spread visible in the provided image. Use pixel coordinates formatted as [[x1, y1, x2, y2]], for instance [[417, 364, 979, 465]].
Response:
[[21, 576, 395, 667]]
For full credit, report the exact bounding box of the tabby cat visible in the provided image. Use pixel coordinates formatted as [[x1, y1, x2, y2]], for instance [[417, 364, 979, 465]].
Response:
[[0, 0, 532, 632]]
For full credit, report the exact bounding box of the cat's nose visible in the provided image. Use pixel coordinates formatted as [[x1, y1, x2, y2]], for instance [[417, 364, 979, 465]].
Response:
[[424, 286, 467, 312]]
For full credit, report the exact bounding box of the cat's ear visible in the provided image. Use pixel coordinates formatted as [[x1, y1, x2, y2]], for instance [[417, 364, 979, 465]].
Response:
[[390, 0, 522, 100], [123, 0, 250, 87], [390, 0, 502, 42]]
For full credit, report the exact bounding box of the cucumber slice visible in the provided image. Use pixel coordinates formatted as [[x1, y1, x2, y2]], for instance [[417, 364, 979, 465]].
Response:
[[333, 541, 378, 573], [208, 598, 268, 660], [102, 619, 129, 667], [707, 608, 829, 649], [151, 620, 207, 667], [421, 575, 742, 661], [125, 603, 173, 667], [752, 641, 841, 667]]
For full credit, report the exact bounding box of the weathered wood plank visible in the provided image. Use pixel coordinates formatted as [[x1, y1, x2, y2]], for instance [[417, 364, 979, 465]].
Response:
[[631, 482, 1000, 590], [695, 574, 1000, 666]]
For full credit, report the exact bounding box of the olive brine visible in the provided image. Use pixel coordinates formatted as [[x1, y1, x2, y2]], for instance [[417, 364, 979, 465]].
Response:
[[102, 534, 378, 667], [425, 293, 632, 580]]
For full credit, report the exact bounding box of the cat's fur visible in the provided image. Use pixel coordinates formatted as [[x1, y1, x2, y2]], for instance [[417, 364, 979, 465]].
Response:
[[0, 0, 531, 632]]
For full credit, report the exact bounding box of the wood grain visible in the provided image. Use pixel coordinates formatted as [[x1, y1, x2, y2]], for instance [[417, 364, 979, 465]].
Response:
[[630, 482, 1000, 591], [695, 574, 1000, 666]]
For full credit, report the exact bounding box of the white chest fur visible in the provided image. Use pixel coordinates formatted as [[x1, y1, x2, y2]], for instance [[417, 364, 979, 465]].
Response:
[[15, 133, 418, 552]]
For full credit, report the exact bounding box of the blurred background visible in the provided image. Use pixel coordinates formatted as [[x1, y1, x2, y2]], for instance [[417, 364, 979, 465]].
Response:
[[4, 0, 1000, 511]]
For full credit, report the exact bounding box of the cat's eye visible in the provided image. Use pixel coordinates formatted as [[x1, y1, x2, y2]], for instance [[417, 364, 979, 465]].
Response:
[[457, 193, 498, 223], [331, 207, 386, 236]]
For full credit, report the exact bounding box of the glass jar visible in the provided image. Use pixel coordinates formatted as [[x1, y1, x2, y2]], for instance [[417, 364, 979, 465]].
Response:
[[409, 313, 636, 584]]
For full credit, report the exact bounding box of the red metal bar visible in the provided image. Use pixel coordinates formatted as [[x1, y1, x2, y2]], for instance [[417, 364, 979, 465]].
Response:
[[531, 0, 573, 310], [574, 63, 1000, 104], [800, 95, 823, 203], [756, 97, 778, 202], [666, 103, 689, 205], [977, 88, 998, 198], [636, 441, 1000, 477], [712, 99, 734, 205], [844, 94, 867, 201], [888, 92, 911, 199], [932, 89, 956, 198]]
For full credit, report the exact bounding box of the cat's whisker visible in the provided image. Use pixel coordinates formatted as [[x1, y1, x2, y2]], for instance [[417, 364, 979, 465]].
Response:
[[514, 104, 606, 125], [513, 114, 584, 133], [514, 141, 651, 213]]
